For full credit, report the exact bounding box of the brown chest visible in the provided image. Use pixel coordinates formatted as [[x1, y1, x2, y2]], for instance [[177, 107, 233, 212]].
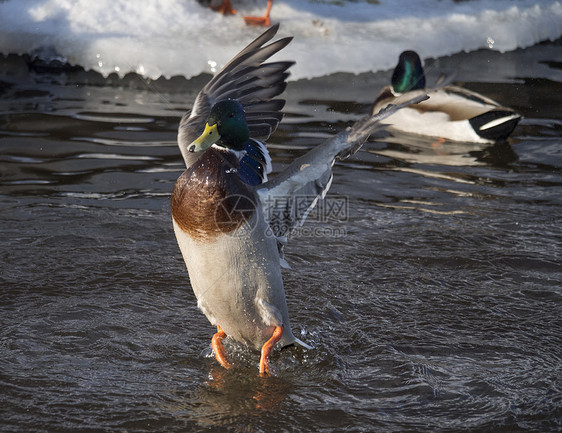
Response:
[[171, 148, 257, 240]]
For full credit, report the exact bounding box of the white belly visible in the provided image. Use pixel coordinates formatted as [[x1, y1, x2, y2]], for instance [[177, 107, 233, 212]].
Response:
[[172, 213, 296, 350], [384, 108, 490, 143]]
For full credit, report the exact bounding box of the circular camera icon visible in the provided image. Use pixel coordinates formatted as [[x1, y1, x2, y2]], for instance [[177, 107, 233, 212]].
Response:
[[213, 193, 258, 236]]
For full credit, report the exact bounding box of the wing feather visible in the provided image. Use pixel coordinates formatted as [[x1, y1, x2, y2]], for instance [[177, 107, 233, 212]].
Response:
[[257, 94, 428, 263], [177, 24, 293, 166]]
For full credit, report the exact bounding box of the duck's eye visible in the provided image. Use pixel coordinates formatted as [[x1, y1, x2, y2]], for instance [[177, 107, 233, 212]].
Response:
[[229, 112, 235, 118]]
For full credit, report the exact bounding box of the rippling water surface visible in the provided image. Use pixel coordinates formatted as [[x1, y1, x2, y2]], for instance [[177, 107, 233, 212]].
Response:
[[1, 40, 561, 432]]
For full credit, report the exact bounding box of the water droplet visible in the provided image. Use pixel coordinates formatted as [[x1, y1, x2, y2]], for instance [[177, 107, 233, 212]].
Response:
[[486, 36, 495, 49]]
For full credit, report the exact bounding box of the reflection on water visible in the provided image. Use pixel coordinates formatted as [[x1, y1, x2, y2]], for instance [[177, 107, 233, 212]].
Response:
[[1, 42, 562, 432], [372, 133, 519, 168], [188, 369, 291, 428]]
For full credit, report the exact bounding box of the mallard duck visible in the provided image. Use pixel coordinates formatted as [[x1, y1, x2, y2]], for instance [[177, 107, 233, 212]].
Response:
[[204, 0, 274, 26], [171, 25, 425, 375], [371, 50, 521, 143]]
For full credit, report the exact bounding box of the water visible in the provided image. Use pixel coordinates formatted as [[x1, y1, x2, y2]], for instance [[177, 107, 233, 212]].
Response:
[[1, 40, 561, 431]]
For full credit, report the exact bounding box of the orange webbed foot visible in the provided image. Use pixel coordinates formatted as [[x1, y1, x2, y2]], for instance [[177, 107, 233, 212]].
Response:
[[210, 0, 237, 15], [243, 0, 273, 27], [259, 325, 283, 376], [243, 16, 271, 27], [211, 325, 232, 369]]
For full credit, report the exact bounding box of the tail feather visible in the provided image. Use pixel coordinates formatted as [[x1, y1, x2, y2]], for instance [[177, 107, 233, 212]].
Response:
[[294, 337, 313, 350], [282, 336, 313, 350]]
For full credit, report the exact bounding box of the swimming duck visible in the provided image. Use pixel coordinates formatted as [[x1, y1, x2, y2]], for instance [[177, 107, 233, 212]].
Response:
[[371, 50, 521, 143], [204, 0, 274, 26], [171, 25, 425, 375]]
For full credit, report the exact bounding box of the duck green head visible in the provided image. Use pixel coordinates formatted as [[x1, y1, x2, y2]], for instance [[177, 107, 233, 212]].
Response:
[[188, 99, 250, 153], [391, 50, 426, 94]]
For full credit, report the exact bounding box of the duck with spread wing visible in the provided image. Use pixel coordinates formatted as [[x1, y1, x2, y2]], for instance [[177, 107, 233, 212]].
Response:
[[171, 25, 426, 375]]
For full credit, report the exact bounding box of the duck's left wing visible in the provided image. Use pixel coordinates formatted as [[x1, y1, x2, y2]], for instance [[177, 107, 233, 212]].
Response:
[[257, 94, 428, 265], [177, 24, 293, 166]]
